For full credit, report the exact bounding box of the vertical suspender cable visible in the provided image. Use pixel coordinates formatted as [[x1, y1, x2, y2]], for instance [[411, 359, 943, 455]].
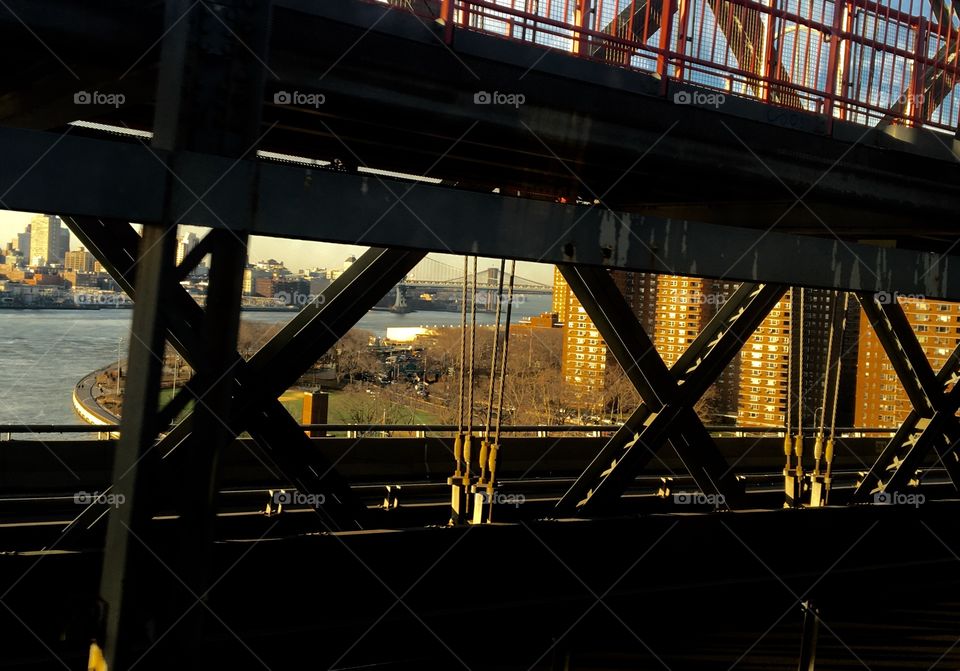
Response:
[[784, 288, 794, 475], [453, 256, 469, 479], [814, 291, 838, 477], [487, 261, 517, 520], [825, 292, 850, 494], [795, 287, 805, 477], [480, 260, 507, 485], [464, 256, 479, 480]]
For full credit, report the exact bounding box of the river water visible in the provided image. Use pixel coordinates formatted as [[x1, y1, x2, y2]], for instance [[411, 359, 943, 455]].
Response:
[[0, 294, 551, 428]]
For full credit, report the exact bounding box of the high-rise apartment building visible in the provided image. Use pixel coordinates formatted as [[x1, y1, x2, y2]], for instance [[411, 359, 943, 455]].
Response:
[[28, 214, 69, 266], [738, 288, 858, 428], [64, 247, 95, 273], [554, 267, 657, 407], [653, 276, 740, 423], [855, 297, 960, 427], [175, 232, 201, 267], [554, 269, 861, 426]]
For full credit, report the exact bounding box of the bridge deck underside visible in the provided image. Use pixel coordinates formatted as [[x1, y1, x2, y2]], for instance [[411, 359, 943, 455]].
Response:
[[3, 504, 960, 669], [1, 1, 959, 246]]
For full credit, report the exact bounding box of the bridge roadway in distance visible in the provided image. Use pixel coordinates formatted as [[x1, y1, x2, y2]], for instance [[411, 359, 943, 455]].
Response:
[[3, 1, 960, 297]]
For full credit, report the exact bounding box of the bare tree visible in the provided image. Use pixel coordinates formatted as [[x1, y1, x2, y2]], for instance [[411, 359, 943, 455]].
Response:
[[238, 320, 283, 359]]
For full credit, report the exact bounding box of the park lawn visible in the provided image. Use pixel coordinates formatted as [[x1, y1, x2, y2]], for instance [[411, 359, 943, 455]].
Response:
[[279, 390, 439, 426], [159, 387, 439, 429]]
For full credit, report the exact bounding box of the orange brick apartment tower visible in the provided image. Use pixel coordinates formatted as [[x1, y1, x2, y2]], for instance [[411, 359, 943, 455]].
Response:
[[739, 289, 858, 428], [653, 276, 741, 424], [554, 267, 657, 408], [856, 297, 960, 428]]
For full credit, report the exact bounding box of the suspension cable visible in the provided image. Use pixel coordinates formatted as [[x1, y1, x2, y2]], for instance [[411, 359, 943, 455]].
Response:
[[814, 291, 839, 477], [463, 256, 479, 479], [453, 256, 469, 479], [483, 260, 507, 441], [797, 287, 805, 439], [824, 292, 850, 494], [485, 260, 516, 522], [794, 287, 805, 479], [817, 293, 838, 438], [493, 261, 516, 449], [479, 260, 507, 488], [829, 292, 849, 441], [784, 288, 794, 473]]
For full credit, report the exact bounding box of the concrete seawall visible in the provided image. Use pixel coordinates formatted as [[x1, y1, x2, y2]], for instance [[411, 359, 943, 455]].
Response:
[[73, 364, 121, 438]]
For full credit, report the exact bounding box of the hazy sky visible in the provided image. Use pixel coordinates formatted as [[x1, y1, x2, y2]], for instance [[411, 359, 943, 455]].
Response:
[[0, 212, 555, 284]]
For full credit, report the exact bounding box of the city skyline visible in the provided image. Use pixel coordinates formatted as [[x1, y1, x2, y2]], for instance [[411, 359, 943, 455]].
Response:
[[0, 213, 555, 283]]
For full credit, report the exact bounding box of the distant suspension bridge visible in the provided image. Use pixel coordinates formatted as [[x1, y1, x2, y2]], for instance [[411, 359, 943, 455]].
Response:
[[403, 256, 551, 293]]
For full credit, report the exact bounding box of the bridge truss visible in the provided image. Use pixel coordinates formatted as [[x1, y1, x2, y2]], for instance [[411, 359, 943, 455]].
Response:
[[4, 0, 960, 668]]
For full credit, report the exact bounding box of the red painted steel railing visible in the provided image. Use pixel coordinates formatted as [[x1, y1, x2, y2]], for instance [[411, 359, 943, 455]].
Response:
[[377, 0, 960, 131]]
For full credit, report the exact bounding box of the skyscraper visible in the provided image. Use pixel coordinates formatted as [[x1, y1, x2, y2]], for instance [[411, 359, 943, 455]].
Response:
[[175, 232, 201, 267], [28, 214, 68, 266], [16, 224, 30, 258]]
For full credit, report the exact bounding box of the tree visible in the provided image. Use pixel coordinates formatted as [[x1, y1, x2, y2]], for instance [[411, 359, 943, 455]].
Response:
[[601, 361, 640, 421], [315, 329, 379, 383], [237, 320, 283, 359]]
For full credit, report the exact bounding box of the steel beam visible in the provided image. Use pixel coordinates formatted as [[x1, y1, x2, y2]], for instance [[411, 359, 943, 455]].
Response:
[[2, 127, 960, 298], [858, 295, 940, 414], [173, 228, 221, 282], [556, 280, 786, 514], [96, 221, 177, 667], [64, 216, 423, 532], [851, 293, 960, 500], [174, 228, 249, 655], [556, 264, 745, 507], [879, 0, 959, 126]]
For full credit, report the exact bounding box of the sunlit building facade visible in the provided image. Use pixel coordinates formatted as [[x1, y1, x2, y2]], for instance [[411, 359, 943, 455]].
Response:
[[855, 298, 960, 427], [553, 268, 657, 407], [738, 289, 858, 428], [654, 276, 740, 424]]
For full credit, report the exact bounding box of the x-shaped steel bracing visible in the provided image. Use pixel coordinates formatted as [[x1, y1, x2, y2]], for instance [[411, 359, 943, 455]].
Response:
[[555, 265, 787, 515], [851, 293, 960, 501], [65, 216, 424, 530], [594, 0, 803, 107]]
